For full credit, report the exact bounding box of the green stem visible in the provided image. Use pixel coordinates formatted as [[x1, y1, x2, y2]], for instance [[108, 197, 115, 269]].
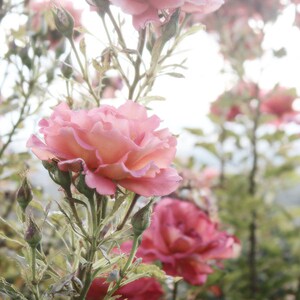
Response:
[[0, 93, 30, 159], [121, 235, 139, 276], [129, 28, 146, 100], [104, 235, 140, 299], [76, 242, 97, 300], [106, 8, 134, 65], [74, 196, 99, 299], [32, 247, 36, 283], [117, 194, 139, 231], [31, 247, 40, 300], [172, 281, 179, 300], [89, 197, 98, 234], [65, 188, 90, 241], [101, 196, 108, 220], [69, 38, 100, 106], [100, 15, 130, 89]]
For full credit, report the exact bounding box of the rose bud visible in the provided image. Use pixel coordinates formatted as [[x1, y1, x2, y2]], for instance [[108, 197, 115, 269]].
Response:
[[131, 200, 154, 237], [53, 6, 74, 39], [24, 217, 42, 249], [16, 177, 33, 213]]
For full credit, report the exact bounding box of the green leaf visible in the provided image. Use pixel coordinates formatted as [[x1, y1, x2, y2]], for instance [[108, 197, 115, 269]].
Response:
[[0, 278, 28, 300], [0, 232, 25, 247], [79, 38, 86, 56], [195, 142, 219, 158], [0, 103, 19, 114], [185, 128, 204, 136], [165, 72, 185, 78], [92, 58, 105, 73], [138, 96, 166, 105], [177, 24, 205, 44], [133, 263, 166, 281]]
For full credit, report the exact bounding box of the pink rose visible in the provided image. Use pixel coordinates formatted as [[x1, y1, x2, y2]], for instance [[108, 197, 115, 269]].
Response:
[[260, 87, 298, 124], [182, 0, 224, 14], [110, 0, 224, 29], [210, 81, 258, 121], [210, 101, 241, 121], [27, 101, 181, 196], [86, 277, 164, 300], [86, 278, 108, 300], [120, 197, 239, 285]]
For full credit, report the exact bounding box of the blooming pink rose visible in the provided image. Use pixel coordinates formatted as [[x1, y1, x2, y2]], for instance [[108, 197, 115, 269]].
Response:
[[260, 87, 298, 124], [120, 197, 239, 286], [86, 277, 164, 300], [110, 0, 224, 29], [27, 101, 181, 196]]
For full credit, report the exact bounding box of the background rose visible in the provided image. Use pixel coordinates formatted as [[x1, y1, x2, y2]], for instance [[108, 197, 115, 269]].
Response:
[[86, 277, 164, 300], [27, 101, 181, 196], [120, 197, 239, 285], [260, 87, 298, 124], [110, 0, 224, 29], [27, 0, 83, 47]]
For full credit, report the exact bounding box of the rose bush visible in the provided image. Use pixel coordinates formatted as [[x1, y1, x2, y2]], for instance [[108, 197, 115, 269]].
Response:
[[27, 101, 181, 196], [110, 0, 224, 29], [119, 197, 239, 285], [86, 277, 164, 300]]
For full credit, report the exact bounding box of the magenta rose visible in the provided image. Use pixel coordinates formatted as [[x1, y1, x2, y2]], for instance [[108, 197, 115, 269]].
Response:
[[86, 277, 164, 300], [120, 197, 239, 285], [110, 0, 224, 29], [27, 101, 181, 196]]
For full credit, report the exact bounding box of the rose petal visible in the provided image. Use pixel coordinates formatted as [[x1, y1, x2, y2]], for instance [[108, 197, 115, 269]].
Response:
[[84, 169, 116, 195], [119, 167, 182, 196]]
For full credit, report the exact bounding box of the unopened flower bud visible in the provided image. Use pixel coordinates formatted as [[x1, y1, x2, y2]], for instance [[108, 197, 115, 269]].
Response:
[[47, 68, 54, 83], [42, 160, 57, 172], [20, 47, 32, 69], [53, 6, 74, 39], [24, 217, 42, 249], [61, 54, 73, 79], [55, 169, 72, 191], [88, 0, 110, 14], [131, 200, 154, 237], [34, 46, 43, 57], [16, 177, 33, 212], [106, 269, 120, 282], [74, 173, 94, 199], [42, 160, 71, 191]]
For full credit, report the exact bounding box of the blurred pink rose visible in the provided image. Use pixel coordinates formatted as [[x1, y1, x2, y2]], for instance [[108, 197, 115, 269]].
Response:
[[180, 167, 219, 191], [86, 278, 108, 300], [102, 76, 123, 99], [260, 87, 297, 123], [120, 197, 239, 286], [110, 0, 224, 29], [92, 74, 123, 99], [27, 0, 83, 47], [86, 277, 164, 300], [210, 81, 258, 121], [210, 101, 241, 121], [27, 101, 181, 196], [182, 0, 224, 14]]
